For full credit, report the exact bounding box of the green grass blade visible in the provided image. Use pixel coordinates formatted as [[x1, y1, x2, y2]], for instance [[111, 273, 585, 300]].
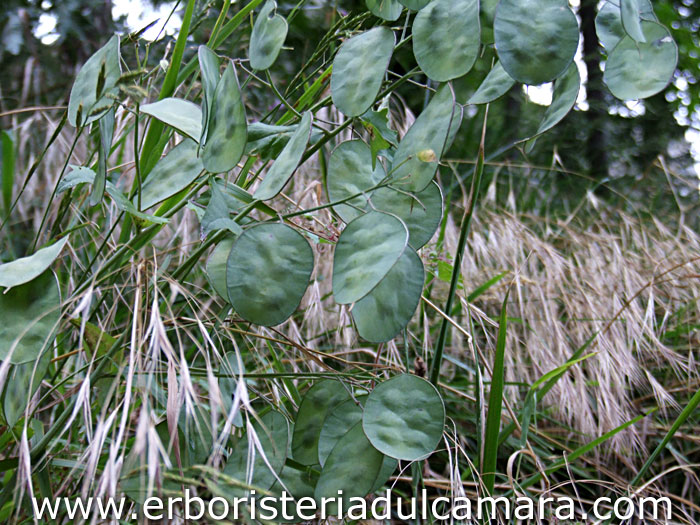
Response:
[[467, 270, 509, 302], [498, 332, 599, 446], [429, 108, 487, 385], [1, 130, 15, 217], [481, 288, 509, 494], [139, 0, 196, 178], [512, 411, 651, 493], [175, 0, 266, 88], [630, 387, 700, 487]]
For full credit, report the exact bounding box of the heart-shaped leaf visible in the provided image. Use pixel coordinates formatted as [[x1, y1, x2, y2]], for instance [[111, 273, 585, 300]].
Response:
[[332, 211, 408, 304], [318, 397, 365, 465], [603, 21, 677, 100], [250, 0, 288, 70], [140, 98, 203, 142], [68, 35, 121, 127], [352, 248, 424, 342], [254, 112, 312, 200], [0, 270, 61, 364], [202, 62, 247, 173], [413, 0, 480, 82], [0, 236, 68, 288], [331, 27, 395, 117], [138, 139, 203, 210], [494, 0, 579, 85], [366, 0, 403, 20], [468, 61, 515, 105], [326, 140, 386, 223], [391, 84, 456, 192], [314, 422, 384, 516], [363, 374, 445, 460], [291, 380, 351, 465], [226, 223, 313, 326], [224, 410, 289, 496]]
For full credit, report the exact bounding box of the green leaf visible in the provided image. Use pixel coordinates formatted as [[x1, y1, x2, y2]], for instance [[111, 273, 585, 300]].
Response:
[[268, 466, 317, 522], [291, 380, 351, 465], [254, 111, 312, 200], [327, 142, 441, 248], [218, 351, 244, 427], [106, 182, 169, 224], [468, 61, 515, 104], [371, 181, 443, 249], [61, 166, 168, 223], [140, 98, 204, 142], [0, 237, 68, 288], [595, 2, 628, 51], [370, 455, 398, 493], [412, 0, 480, 82], [361, 106, 398, 167], [534, 63, 580, 136], [603, 21, 677, 100], [68, 35, 121, 127], [318, 397, 365, 465], [332, 211, 408, 304], [57, 165, 96, 193], [91, 108, 115, 206], [595, 0, 656, 51], [363, 374, 445, 461], [494, 0, 579, 85], [398, 0, 430, 10], [2, 353, 51, 428], [621, 0, 648, 43], [224, 410, 289, 496], [202, 62, 247, 173], [524, 62, 580, 150], [391, 84, 457, 192], [206, 237, 235, 301], [226, 223, 313, 326], [331, 27, 395, 117], [326, 140, 386, 223], [0, 270, 60, 364], [197, 46, 220, 144], [314, 422, 384, 516], [249, 0, 288, 71], [353, 248, 424, 342], [365, 0, 403, 20], [138, 139, 203, 210], [179, 405, 215, 466], [201, 182, 243, 237], [244, 122, 318, 161]]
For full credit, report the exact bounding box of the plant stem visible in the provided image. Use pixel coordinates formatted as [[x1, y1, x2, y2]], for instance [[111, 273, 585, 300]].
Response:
[[429, 106, 488, 385]]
